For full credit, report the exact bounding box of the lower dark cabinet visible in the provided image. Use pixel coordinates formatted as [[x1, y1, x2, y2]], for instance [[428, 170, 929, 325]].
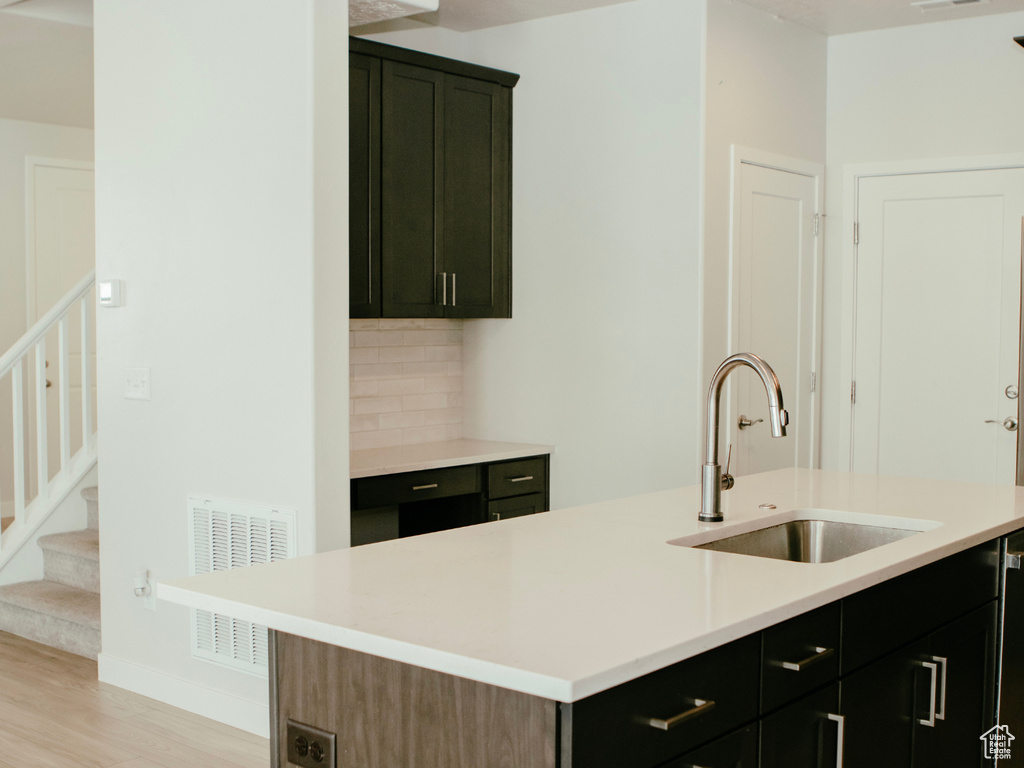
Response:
[[760, 684, 840, 768], [350, 454, 550, 546], [661, 723, 758, 768], [840, 637, 926, 768], [912, 602, 997, 768]]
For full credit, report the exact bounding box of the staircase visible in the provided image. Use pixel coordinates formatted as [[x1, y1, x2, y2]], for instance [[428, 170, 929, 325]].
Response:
[[0, 486, 100, 658]]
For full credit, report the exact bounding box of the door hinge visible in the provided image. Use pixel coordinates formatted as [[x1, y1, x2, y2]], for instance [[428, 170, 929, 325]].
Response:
[[851, 381, 857, 404], [813, 213, 820, 237], [853, 221, 859, 245], [810, 371, 817, 393]]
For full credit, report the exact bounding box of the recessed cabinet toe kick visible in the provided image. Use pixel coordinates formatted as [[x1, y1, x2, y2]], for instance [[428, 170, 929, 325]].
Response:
[[269, 537, 1007, 768]]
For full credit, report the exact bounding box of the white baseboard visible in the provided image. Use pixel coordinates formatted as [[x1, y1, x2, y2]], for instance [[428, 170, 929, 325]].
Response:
[[97, 653, 270, 737]]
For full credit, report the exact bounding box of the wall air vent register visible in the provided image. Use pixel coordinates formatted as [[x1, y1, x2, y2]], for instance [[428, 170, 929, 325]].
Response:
[[188, 496, 296, 676]]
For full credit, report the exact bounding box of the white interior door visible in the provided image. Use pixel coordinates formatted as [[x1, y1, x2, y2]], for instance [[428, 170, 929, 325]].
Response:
[[27, 161, 95, 483], [732, 161, 819, 476], [852, 168, 1024, 485]]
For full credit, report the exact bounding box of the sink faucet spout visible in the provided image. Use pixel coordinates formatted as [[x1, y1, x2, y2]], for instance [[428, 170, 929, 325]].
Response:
[[699, 353, 789, 523]]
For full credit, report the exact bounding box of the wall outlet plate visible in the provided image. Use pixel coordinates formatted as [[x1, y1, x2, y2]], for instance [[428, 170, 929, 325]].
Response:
[[286, 720, 336, 768]]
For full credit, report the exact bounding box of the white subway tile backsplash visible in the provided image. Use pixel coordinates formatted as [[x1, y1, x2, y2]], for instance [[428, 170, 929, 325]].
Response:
[[379, 346, 426, 364], [353, 396, 404, 415], [351, 429, 404, 451], [349, 347, 380, 365], [403, 330, 450, 346], [377, 378, 426, 397], [401, 425, 448, 445], [350, 414, 381, 432], [380, 411, 427, 430], [350, 380, 379, 398], [402, 361, 448, 378], [350, 318, 465, 447], [423, 376, 463, 393], [402, 393, 448, 412]]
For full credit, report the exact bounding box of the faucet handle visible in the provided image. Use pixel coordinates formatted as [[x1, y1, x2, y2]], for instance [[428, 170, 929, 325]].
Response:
[[721, 445, 735, 491]]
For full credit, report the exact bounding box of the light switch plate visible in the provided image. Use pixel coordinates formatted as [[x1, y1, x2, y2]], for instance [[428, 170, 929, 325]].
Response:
[[124, 368, 151, 400]]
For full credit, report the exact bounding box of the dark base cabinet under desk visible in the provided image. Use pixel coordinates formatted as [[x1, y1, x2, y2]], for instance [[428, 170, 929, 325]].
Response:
[[350, 454, 550, 547]]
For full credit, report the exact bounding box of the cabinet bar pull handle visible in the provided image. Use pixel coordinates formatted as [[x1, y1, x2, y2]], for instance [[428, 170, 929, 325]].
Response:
[[491, 513, 501, 521], [827, 713, 844, 768], [451, 272, 456, 307], [645, 698, 715, 731], [782, 646, 834, 671], [917, 660, 938, 727], [509, 475, 534, 483], [412, 484, 439, 491], [933, 655, 947, 721], [441, 272, 448, 306], [1008, 551, 1024, 570]]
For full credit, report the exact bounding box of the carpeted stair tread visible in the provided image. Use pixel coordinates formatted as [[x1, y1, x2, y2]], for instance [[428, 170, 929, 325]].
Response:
[[38, 530, 99, 561], [0, 517, 11, 534], [0, 581, 100, 630]]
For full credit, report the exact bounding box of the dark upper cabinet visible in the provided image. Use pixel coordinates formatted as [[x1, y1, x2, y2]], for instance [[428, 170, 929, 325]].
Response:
[[350, 37, 517, 319], [349, 52, 380, 318]]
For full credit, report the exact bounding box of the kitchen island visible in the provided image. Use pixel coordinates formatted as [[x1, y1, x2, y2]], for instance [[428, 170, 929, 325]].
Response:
[[160, 468, 1024, 767]]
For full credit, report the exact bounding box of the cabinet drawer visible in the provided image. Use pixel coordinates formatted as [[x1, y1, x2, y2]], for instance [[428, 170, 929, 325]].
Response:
[[761, 602, 840, 713], [841, 539, 999, 675], [566, 634, 759, 768], [352, 465, 481, 509], [487, 456, 547, 500], [488, 493, 545, 522], [659, 723, 758, 768]]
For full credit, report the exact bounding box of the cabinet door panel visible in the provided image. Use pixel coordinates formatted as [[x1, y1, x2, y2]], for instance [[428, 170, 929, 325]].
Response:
[[840, 638, 927, 768], [381, 60, 444, 318], [913, 601, 997, 768], [443, 75, 511, 318], [349, 53, 381, 318], [1000, 532, 1024, 744], [760, 683, 840, 768], [488, 493, 545, 522]]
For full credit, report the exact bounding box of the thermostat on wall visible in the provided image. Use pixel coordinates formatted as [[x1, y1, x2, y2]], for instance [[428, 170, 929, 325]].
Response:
[[99, 279, 123, 307]]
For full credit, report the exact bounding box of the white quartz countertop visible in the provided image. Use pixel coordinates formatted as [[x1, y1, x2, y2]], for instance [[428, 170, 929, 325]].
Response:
[[349, 438, 553, 478], [159, 468, 1024, 703]]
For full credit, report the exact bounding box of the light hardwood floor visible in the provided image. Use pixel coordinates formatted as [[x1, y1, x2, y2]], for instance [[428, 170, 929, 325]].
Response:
[[0, 630, 270, 767]]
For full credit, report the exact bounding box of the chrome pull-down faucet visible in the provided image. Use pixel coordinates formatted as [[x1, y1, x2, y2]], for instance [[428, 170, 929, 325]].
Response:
[[699, 353, 789, 523]]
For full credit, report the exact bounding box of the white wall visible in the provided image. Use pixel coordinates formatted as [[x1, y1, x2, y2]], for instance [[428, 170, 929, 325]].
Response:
[[820, 12, 1024, 469], [364, 0, 707, 509], [702, 0, 827, 433], [0, 14, 93, 129], [0, 118, 93, 514], [94, 0, 348, 735]]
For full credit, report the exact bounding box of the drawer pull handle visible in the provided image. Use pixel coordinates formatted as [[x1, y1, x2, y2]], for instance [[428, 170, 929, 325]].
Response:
[[509, 476, 534, 483], [917, 660, 939, 727], [412, 484, 439, 491], [827, 713, 844, 768], [782, 646, 834, 672], [646, 698, 715, 731], [933, 655, 948, 721]]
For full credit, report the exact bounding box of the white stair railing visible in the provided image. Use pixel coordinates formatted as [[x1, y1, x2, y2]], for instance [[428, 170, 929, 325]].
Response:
[[0, 270, 97, 566]]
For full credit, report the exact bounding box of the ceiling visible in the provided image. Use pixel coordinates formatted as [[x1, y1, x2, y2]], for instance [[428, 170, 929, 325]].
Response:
[[0, 0, 90, 27], [368, 0, 1024, 34], [733, 0, 1024, 36], [0, 0, 1019, 40]]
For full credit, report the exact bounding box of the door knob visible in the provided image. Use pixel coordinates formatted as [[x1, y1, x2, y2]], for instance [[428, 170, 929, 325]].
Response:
[[737, 415, 763, 430], [985, 417, 1018, 431]]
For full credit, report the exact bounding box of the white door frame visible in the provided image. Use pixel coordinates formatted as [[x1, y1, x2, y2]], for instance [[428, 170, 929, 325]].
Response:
[[24, 156, 96, 326], [728, 145, 825, 468], [837, 153, 1024, 473]]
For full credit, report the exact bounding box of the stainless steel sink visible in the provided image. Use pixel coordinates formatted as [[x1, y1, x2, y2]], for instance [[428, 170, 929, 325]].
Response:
[[692, 519, 922, 563]]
